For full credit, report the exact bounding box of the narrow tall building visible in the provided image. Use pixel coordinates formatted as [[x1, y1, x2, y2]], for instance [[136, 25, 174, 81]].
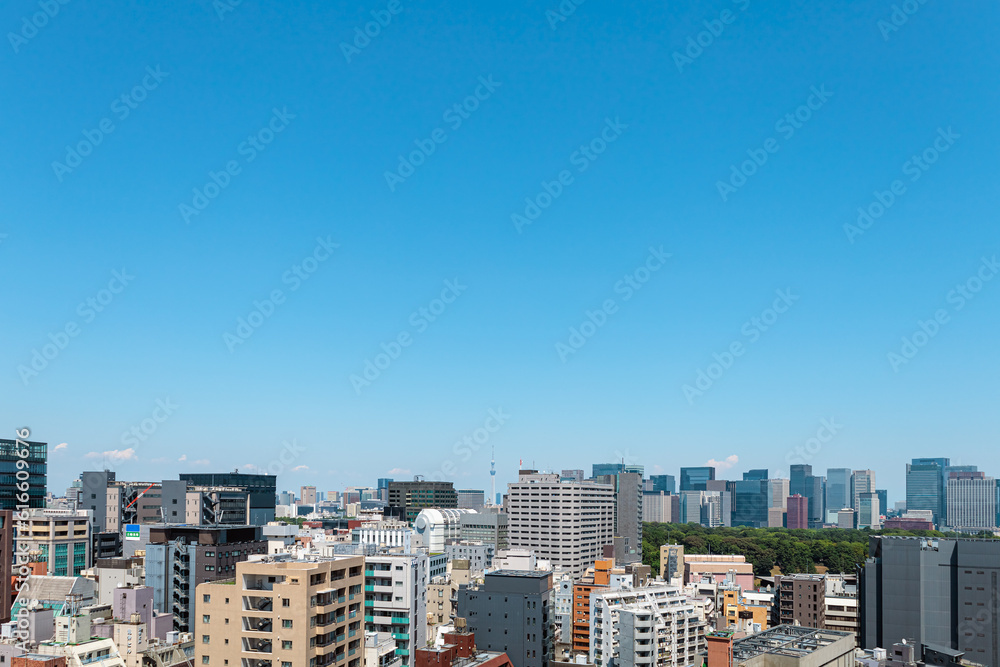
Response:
[[506, 471, 614, 577], [196, 554, 365, 667]]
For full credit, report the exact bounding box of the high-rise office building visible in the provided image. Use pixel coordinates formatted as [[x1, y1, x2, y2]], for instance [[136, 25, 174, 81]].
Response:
[[179, 472, 277, 525], [825, 468, 852, 517], [861, 535, 1000, 666], [196, 555, 365, 667], [1, 437, 47, 510], [506, 471, 615, 577], [876, 489, 888, 518], [680, 467, 715, 492], [743, 469, 769, 481], [645, 474, 675, 495], [945, 472, 996, 531], [791, 465, 825, 528], [851, 470, 876, 515], [457, 489, 486, 510], [561, 470, 584, 482], [592, 463, 644, 478], [593, 470, 643, 564], [906, 458, 949, 526], [387, 480, 457, 523], [858, 492, 881, 529], [786, 495, 808, 529], [300, 485, 317, 505], [731, 479, 768, 528]]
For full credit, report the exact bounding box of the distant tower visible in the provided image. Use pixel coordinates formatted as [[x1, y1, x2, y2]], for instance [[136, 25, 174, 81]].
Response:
[[490, 445, 496, 506]]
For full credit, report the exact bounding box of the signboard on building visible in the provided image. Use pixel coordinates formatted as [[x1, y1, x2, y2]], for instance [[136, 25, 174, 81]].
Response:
[[125, 524, 141, 540]]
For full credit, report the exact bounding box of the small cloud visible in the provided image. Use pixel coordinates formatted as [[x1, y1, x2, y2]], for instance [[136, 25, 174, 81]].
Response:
[[178, 455, 187, 462], [706, 454, 739, 471], [85, 448, 137, 462], [192, 459, 210, 466], [387, 467, 410, 476], [54, 443, 69, 452], [292, 465, 309, 472]]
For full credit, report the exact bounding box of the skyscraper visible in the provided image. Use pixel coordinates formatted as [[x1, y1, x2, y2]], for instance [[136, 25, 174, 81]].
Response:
[[592, 462, 644, 478], [945, 472, 996, 531], [851, 470, 876, 515], [786, 494, 808, 529], [906, 458, 949, 526], [1, 437, 47, 510], [858, 492, 881, 529], [731, 479, 769, 528], [825, 468, 852, 517], [680, 467, 715, 492], [647, 474, 676, 494], [593, 468, 643, 563], [791, 465, 824, 528]]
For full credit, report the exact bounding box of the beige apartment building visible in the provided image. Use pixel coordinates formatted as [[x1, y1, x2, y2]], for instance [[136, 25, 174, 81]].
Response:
[[195, 555, 365, 667]]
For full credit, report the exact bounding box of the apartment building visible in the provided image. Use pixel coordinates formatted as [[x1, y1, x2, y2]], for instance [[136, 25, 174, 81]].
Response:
[[195, 555, 365, 667], [590, 585, 707, 667], [774, 574, 858, 640], [364, 552, 428, 666], [506, 471, 615, 578], [145, 525, 266, 632]]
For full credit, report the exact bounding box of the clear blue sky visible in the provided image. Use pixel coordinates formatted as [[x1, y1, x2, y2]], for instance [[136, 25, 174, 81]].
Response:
[[3, 1, 998, 504]]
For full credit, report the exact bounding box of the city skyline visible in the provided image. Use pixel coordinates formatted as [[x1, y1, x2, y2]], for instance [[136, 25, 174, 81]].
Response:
[[5, 3, 999, 514]]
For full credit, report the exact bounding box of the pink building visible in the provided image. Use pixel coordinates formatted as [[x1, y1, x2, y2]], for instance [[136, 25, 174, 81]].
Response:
[[787, 494, 808, 529]]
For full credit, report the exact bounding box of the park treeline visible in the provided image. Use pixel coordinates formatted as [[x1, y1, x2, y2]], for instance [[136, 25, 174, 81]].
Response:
[[641, 522, 993, 577]]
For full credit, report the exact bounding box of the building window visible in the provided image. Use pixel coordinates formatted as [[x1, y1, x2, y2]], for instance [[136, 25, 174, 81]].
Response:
[[282, 641, 293, 650], [206, 565, 215, 571], [203, 615, 210, 624], [283, 599, 290, 607], [204, 595, 211, 603], [282, 620, 293, 628], [225, 619, 229, 625], [202, 658, 209, 665], [282, 663, 292, 667], [203, 636, 210, 644]]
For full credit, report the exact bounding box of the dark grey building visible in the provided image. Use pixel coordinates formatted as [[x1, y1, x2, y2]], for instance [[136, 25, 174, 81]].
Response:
[[81, 470, 115, 531], [680, 467, 715, 492], [826, 468, 852, 515], [594, 470, 643, 564], [145, 524, 266, 631], [1, 438, 47, 510], [179, 472, 276, 525], [791, 465, 825, 528], [387, 480, 457, 523], [457, 570, 553, 667], [861, 535, 1000, 667]]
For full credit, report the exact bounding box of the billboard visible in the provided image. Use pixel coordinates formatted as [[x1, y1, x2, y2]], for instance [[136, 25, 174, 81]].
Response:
[[125, 524, 141, 541]]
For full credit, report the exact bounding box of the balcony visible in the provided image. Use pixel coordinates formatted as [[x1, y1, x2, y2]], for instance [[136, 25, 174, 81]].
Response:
[[242, 638, 272, 654], [243, 596, 273, 612]]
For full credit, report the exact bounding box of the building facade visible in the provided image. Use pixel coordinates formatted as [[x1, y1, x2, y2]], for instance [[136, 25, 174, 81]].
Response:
[[506, 472, 615, 577], [364, 552, 428, 666]]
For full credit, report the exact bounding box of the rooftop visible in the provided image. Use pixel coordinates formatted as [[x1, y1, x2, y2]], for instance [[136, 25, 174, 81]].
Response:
[[731, 625, 853, 662]]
